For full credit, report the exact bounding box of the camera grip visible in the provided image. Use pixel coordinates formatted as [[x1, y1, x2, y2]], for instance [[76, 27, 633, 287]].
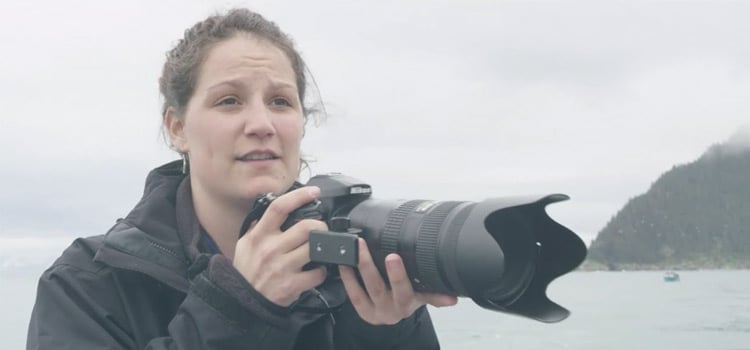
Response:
[[281, 199, 324, 231]]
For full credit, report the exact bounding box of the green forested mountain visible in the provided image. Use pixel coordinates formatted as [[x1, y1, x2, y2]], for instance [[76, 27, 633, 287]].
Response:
[[587, 129, 750, 270]]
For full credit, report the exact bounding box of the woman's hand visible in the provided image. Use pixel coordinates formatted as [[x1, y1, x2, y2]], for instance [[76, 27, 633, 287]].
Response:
[[339, 239, 458, 325], [232, 186, 328, 307]]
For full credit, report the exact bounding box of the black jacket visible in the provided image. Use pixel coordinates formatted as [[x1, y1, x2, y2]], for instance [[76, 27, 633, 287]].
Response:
[[27, 161, 440, 349]]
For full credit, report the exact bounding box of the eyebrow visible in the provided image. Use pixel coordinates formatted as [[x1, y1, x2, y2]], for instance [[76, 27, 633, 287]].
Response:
[[206, 79, 244, 93], [205, 79, 298, 95]]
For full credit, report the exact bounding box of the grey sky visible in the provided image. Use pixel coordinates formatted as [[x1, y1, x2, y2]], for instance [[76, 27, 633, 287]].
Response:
[[1, 0, 748, 268]]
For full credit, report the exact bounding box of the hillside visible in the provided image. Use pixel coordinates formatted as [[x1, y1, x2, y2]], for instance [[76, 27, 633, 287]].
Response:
[[586, 128, 750, 270]]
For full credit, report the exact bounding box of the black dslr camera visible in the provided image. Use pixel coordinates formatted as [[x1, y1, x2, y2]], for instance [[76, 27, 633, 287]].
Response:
[[242, 174, 587, 323]]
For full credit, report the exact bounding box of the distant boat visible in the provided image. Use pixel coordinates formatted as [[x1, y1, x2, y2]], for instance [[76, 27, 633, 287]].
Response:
[[663, 271, 680, 282]]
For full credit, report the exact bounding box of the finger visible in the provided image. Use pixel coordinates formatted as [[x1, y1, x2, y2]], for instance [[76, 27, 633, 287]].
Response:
[[251, 186, 320, 237], [235, 220, 258, 252], [356, 238, 389, 304], [416, 292, 459, 307], [384, 254, 417, 310], [281, 240, 326, 271], [275, 218, 328, 253], [294, 266, 328, 291], [339, 265, 374, 316]]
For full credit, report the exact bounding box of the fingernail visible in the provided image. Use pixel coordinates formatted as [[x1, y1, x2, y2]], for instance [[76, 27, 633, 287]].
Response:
[[386, 255, 399, 269]]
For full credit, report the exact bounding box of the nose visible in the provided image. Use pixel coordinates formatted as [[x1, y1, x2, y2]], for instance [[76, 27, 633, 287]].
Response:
[[243, 98, 275, 139]]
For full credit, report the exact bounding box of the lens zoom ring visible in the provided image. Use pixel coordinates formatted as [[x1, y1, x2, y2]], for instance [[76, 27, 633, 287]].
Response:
[[415, 201, 461, 292], [380, 200, 421, 255]]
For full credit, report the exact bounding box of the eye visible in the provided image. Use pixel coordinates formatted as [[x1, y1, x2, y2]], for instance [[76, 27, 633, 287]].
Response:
[[270, 97, 292, 107], [215, 96, 241, 106]]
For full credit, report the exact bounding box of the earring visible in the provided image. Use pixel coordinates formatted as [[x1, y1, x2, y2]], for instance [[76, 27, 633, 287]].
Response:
[[181, 154, 189, 174]]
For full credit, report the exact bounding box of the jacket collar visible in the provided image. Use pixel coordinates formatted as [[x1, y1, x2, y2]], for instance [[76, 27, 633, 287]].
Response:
[[94, 160, 193, 291]]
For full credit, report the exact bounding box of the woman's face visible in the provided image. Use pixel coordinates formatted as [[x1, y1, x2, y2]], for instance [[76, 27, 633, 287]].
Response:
[[167, 34, 304, 207]]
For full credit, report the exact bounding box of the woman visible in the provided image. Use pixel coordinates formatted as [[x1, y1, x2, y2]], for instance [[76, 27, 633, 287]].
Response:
[[26, 8, 456, 350]]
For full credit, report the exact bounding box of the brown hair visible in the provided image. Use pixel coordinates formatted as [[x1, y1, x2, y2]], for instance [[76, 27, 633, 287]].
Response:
[[159, 8, 308, 118]]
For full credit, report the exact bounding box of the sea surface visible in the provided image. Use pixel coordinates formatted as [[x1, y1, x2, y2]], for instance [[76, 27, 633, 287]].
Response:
[[3, 269, 749, 349]]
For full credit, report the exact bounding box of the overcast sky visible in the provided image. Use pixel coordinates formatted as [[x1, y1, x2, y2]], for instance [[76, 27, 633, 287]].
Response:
[[1, 0, 748, 269]]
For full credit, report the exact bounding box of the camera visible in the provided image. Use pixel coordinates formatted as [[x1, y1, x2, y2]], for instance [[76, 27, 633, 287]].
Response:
[[241, 173, 587, 323]]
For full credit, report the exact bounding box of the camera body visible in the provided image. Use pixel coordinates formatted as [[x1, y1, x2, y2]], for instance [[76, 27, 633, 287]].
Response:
[[300, 174, 373, 268], [285, 173, 373, 233], [239, 174, 372, 268]]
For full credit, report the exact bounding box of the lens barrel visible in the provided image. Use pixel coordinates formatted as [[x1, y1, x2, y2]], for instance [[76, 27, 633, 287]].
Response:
[[345, 195, 586, 323]]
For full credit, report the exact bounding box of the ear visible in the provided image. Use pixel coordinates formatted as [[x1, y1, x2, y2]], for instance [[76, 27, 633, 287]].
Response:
[[165, 107, 188, 153]]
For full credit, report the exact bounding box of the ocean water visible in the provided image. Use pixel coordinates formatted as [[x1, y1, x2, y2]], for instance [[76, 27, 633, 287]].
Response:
[[3, 269, 749, 349], [429, 270, 750, 349]]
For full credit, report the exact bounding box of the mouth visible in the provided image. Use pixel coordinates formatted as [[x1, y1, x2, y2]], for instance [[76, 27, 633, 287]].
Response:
[[237, 150, 281, 161]]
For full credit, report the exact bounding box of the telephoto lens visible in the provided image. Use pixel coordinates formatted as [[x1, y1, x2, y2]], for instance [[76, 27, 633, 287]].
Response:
[[249, 174, 587, 322]]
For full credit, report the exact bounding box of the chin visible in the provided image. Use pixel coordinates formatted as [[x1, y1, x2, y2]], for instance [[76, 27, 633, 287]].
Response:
[[241, 176, 295, 198]]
